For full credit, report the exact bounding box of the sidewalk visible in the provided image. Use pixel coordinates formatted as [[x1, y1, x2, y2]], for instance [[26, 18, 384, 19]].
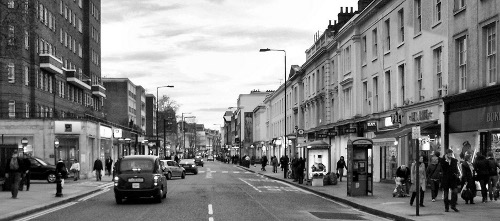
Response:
[[238, 164, 500, 221], [0, 176, 113, 221]]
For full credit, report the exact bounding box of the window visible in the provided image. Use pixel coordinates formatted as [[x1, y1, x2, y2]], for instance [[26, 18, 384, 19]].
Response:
[[384, 19, 391, 51], [24, 66, 29, 86], [363, 81, 368, 114], [60, 0, 63, 14], [78, 44, 82, 57], [455, 0, 466, 11], [385, 70, 391, 110], [372, 29, 378, 58], [362, 36, 367, 64], [8, 63, 15, 83], [486, 24, 497, 84], [415, 0, 422, 34], [24, 30, 29, 50], [25, 103, 29, 118], [8, 0, 14, 8], [458, 36, 467, 91], [398, 64, 406, 105], [398, 9, 404, 43], [434, 47, 444, 97], [9, 101, 15, 118], [344, 88, 352, 118], [415, 56, 423, 100], [435, 0, 442, 22], [78, 19, 82, 33], [344, 46, 351, 74], [8, 25, 15, 46], [373, 76, 379, 112]]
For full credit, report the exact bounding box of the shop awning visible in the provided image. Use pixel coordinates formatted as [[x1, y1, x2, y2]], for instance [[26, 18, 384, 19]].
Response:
[[372, 121, 438, 146], [306, 140, 330, 149]]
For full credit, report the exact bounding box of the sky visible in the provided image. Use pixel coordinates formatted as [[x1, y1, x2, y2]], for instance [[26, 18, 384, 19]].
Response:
[[101, 0, 359, 130]]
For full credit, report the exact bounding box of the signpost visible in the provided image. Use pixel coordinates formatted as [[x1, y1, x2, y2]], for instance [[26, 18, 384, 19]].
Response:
[[412, 125, 421, 216]]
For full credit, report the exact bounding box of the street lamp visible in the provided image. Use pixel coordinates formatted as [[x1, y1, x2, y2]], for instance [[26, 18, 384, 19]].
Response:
[[156, 85, 174, 156], [260, 48, 287, 178]]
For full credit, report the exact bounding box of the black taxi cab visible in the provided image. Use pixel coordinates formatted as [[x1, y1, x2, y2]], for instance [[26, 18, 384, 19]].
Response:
[[113, 155, 167, 204]]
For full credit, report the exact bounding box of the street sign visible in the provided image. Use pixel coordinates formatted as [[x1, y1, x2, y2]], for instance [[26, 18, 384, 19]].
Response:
[[317, 134, 327, 138], [298, 129, 304, 135], [412, 126, 421, 139]]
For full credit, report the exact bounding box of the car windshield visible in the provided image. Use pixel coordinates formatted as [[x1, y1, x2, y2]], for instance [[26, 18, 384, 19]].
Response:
[[167, 161, 176, 166], [179, 159, 194, 164], [35, 157, 49, 166], [119, 159, 154, 173]]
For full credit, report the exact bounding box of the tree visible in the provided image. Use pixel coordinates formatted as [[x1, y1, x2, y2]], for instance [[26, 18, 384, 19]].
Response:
[[158, 95, 179, 150]]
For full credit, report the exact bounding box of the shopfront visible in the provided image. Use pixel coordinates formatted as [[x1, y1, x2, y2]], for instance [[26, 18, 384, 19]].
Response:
[[55, 121, 82, 168], [445, 85, 500, 161]]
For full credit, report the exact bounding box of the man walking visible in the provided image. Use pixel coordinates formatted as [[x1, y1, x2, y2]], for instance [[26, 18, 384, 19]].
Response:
[[105, 156, 113, 176], [5, 151, 24, 199], [283, 155, 289, 179], [440, 148, 460, 212], [19, 153, 31, 191], [93, 158, 103, 181]]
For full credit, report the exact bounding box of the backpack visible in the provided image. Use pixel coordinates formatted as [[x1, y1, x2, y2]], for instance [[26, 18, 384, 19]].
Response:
[[10, 158, 19, 170]]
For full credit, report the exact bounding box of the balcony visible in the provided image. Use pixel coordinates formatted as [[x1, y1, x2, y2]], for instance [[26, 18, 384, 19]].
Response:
[[92, 84, 106, 98], [65, 69, 91, 90], [39, 54, 63, 75]]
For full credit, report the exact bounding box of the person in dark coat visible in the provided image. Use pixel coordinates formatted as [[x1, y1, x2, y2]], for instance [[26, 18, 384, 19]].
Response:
[[261, 156, 268, 171], [486, 152, 500, 201], [19, 153, 31, 191], [426, 154, 442, 202], [396, 164, 411, 194], [55, 159, 67, 187], [292, 155, 299, 181], [473, 152, 490, 203], [105, 156, 113, 176], [337, 156, 347, 182], [174, 155, 180, 164], [298, 157, 305, 184], [5, 151, 25, 199], [440, 148, 460, 212], [461, 154, 476, 204], [283, 155, 289, 179], [93, 158, 103, 181]]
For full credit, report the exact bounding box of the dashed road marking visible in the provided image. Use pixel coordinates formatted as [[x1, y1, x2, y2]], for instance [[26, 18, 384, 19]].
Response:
[[208, 204, 213, 215], [222, 171, 228, 173]]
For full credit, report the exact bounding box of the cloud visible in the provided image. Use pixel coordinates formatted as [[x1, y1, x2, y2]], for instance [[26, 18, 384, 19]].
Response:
[[102, 1, 184, 23], [205, 0, 225, 4], [196, 107, 230, 112], [103, 51, 177, 63]]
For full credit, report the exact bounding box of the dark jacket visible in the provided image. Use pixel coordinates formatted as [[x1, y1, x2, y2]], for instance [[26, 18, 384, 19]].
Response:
[[261, 156, 268, 165], [426, 162, 442, 180], [93, 159, 103, 171], [5, 157, 24, 173], [105, 158, 113, 169], [56, 161, 67, 178], [473, 155, 490, 179], [396, 166, 410, 180], [440, 157, 459, 189], [23, 158, 31, 172], [337, 160, 347, 170], [461, 161, 476, 192], [487, 157, 499, 176]]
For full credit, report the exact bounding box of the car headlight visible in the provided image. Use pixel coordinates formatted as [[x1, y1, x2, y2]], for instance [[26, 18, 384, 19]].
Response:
[[114, 176, 119, 182], [154, 175, 159, 186]]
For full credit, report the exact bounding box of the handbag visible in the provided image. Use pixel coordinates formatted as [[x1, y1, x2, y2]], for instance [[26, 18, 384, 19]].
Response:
[[460, 182, 472, 200]]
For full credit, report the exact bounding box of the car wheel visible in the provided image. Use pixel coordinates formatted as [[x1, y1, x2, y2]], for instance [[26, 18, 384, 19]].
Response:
[[115, 195, 123, 204], [155, 189, 163, 203], [162, 186, 167, 199], [166, 172, 172, 180], [47, 173, 56, 183], [194, 170, 198, 175], [181, 172, 186, 179]]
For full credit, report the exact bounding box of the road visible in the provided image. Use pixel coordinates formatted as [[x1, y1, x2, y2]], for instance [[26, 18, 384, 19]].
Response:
[[14, 161, 390, 221]]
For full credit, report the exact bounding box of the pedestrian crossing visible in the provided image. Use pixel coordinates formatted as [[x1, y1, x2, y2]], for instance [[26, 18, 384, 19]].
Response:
[[198, 171, 252, 174]]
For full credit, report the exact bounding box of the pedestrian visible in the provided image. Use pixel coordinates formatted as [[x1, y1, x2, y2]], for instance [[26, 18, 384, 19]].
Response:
[[440, 148, 460, 212], [70, 159, 81, 181], [396, 164, 411, 195], [473, 152, 490, 203], [426, 153, 442, 202], [298, 157, 305, 184], [105, 156, 113, 176], [410, 156, 427, 207], [283, 155, 289, 179], [486, 152, 500, 201], [93, 158, 103, 181], [337, 156, 347, 182], [174, 155, 180, 164], [292, 155, 299, 181], [461, 154, 476, 204], [56, 159, 68, 187], [19, 153, 31, 191], [280, 156, 285, 171], [261, 155, 268, 171], [272, 156, 278, 173], [5, 151, 24, 199]]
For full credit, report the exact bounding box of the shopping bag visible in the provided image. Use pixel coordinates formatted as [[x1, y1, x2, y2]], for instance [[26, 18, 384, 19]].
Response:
[[461, 183, 472, 201]]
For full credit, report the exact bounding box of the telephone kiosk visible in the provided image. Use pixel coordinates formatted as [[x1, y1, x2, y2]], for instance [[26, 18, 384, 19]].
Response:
[[347, 138, 373, 196]]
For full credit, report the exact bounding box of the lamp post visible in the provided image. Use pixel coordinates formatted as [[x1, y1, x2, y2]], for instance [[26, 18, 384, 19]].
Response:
[[260, 48, 288, 178], [124, 138, 131, 156], [54, 138, 62, 197], [156, 85, 174, 156]]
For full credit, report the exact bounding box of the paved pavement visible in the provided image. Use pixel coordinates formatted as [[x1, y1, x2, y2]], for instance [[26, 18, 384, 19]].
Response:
[[0, 176, 114, 221], [237, 163, 500, 221], [1, 162, 500, 221]]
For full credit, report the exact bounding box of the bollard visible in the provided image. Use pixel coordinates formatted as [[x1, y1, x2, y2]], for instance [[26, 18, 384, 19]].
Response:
[[55, 173, 63, 197]]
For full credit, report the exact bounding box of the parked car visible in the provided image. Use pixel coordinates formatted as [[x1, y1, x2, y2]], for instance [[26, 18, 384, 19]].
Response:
[[207, 155, 214, 161], [194, 156, 204, 167], [28, 157, 57, 183], [113, 155, 167, 204], [178, 159, 198, 174], [160, 160, 186, 180]]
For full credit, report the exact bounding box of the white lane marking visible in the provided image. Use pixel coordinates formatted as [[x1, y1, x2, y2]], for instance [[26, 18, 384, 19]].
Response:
[[208, 204, 213, 215], [78, 188, 110, 201], [199, 171, 206, 173], [14, 202, 78, 221], [245, 172, 251, 174], [209, 217, 214, 221], [239, 178, 262, 192], [233, 171, 240, 174], [222, 171, 228, 173]]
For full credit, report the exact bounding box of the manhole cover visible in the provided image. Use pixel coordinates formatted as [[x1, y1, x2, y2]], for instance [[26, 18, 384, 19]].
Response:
[[310, 212, 366, 220]]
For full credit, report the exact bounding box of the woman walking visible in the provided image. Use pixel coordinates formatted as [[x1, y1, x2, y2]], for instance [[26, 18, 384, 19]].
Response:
[[261, 156, 268, 171], [426, 154, 442, 202], [461, 154, 476, 204], [272, 156, 278, 173], [410, 156, 427, 207]]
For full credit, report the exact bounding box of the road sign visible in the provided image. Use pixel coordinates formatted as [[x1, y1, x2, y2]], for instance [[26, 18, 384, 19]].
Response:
[[412, 126, 421, 139], [298, 129, 304, 135]]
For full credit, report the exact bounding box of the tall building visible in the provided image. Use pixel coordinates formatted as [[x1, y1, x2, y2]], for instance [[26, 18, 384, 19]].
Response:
[[0, 0, 106, 178]]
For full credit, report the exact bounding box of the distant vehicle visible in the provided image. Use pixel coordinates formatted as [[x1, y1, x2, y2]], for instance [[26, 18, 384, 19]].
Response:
[[113, 155, 167, 204], [28, 157, 57, 183], [160, 160, 186, 180], [178, 159, 198, 174], [194, 156, 204, 167], [207, 155, 214, 161]]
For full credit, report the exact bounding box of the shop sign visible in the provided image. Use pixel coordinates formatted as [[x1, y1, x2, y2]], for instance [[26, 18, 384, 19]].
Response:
[[100, 126, 112, 138], [317, 134, 327, 138], [327, 130, 337, 137], [113, 129, 122, 138], [408, 109, 433, 123], [391, 109, 403, 124], [345, 128, 357, 133], [449, 104, 500, 132], [55, 121, 81, 134], [366, 122, 377, 132]]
